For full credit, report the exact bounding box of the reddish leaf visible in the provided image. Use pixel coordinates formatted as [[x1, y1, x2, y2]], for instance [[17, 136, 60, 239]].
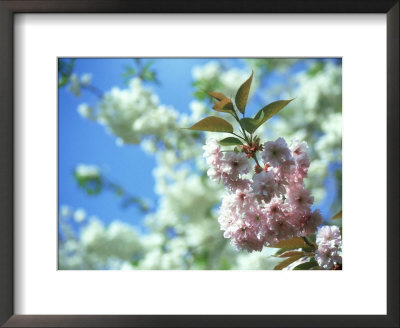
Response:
[[208, 91, 227, 101], [212, 98, 234, 112], [330, 210, 342, 220], [186, 116, 233, 133], [268, 237, 308, 249], [278, 250, 305, 258], [235, 71, 253, 114]]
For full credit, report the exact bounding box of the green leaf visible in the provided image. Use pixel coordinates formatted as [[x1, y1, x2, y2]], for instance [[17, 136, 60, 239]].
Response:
[[307, 61, 324, 77], [219, 137, 243, 146], [274, 254, 303, 270], [74, 173, 103, 195], [254, 99, 294, 126], [239, 111, 264, 134], [122, 65, 136, 74], [58, 58, 75, 75], [208, 91, 227, 101], [293, 259, 319, 270], [193, 90, 205, 100], [142, 70, 156, 82], [186, 116, 233, 133], [58, 75, 69, 88], [212, 98, 234, 112], [144, 60, 155, 70], [240, 118, 257, 134], [235, 71, 253, 114]]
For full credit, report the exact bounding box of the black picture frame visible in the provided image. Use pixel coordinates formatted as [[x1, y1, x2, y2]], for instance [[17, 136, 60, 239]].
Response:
[[0, 1, 398, 327]]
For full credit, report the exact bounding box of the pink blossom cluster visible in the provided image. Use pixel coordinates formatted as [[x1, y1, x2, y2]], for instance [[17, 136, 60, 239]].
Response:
[[203, 137, 322, 252], [203, 138, 251, 191], [314, 225, 342, 269]]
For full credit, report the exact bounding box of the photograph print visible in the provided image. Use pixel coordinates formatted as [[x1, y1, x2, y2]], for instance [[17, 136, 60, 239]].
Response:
[[58, 58, 342, 270]]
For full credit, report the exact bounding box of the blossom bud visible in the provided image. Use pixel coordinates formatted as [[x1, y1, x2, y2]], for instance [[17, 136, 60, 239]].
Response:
[[254, 165, 262, 173]]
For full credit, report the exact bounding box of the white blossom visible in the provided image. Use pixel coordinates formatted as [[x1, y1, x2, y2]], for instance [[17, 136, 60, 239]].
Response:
[[73, 208, 86, 223]]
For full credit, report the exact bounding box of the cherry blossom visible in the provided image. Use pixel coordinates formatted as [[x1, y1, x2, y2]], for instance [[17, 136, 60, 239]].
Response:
[[204, 136, 320, 253], [315, 225, 342, 269]]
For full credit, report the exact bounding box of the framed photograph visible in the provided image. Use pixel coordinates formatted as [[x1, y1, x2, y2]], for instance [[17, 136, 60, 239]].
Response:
[[0, 1, 398, 327]]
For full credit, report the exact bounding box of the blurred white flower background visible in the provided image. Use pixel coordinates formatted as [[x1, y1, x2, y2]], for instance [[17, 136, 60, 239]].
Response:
[[58, 58, 342, 270]]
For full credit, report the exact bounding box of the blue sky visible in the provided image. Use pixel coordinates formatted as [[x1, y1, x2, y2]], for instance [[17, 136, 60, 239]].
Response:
[[58, 58, 340, 233], [59, 58, 243, 228]]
